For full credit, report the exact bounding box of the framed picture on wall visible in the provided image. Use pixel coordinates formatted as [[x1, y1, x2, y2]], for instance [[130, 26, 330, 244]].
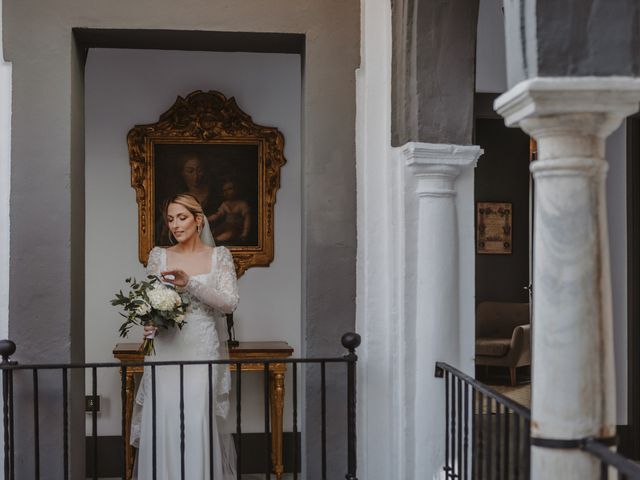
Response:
[[153, 144, 260, 247], [127, 90, 286, 276], [476, 201, 512, 254]]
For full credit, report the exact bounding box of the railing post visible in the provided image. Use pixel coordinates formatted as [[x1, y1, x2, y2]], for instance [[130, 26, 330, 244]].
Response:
[[342, 332, 361, 480], [0, 340, 17, 480]]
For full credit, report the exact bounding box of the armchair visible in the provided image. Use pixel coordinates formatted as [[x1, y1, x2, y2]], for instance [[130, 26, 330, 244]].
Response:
[[475, 301, 531, 386]]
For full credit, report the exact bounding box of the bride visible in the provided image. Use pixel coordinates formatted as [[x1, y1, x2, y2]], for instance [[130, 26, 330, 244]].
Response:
[[131, 193, 238, 479]]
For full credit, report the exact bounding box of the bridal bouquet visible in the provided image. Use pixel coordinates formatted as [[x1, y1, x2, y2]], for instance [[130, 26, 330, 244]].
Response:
[[111, 276, 189, 355]]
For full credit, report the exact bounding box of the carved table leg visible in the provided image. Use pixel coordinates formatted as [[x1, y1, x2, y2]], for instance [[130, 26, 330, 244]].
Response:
[[270, 366, 286, 480], [123, 369, 136, 480]]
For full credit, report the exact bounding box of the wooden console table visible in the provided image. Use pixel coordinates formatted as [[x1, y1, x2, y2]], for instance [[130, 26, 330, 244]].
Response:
[[113, 341, 294, 480]]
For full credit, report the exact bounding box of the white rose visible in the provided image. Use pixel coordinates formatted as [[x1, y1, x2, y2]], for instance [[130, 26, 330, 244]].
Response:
[[135, 301, 151, 316], [175, 313, 185, 324], [147, 286, 180, 311], [172, 290, 182, 307]]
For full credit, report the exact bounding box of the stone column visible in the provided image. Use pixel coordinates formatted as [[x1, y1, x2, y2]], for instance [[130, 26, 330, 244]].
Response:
[[403, 142, 481, 478], [495, 77, 640, 479]]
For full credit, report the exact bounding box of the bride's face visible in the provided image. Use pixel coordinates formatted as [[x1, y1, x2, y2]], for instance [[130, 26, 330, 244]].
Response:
[[166, 203, 201, 243]]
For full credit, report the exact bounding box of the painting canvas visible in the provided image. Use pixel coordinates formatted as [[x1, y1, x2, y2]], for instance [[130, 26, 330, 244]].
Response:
[[154, 143, 260, 248]]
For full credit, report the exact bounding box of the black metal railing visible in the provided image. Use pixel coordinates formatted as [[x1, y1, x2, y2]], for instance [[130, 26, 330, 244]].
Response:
[[0, 334, 360, 480], [436, 362, 531, 480], [436, 361, 640, 480], [583, 437, 640, 479]]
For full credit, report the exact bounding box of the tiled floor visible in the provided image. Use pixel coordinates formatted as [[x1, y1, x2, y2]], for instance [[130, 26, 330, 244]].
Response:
[[489, 382, 531, 408], [473, 382, 531, 414]]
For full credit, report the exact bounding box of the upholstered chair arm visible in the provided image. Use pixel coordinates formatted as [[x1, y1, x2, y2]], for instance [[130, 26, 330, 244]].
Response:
[[508, 324, 531, 365]]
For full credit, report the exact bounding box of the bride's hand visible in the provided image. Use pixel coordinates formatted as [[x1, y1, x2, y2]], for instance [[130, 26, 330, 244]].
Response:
[[143, 324, 157, 339], [160, 269, 189, 288]]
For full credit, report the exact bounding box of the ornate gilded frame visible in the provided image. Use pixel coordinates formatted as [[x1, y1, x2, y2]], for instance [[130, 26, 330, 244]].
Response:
[[127, 90, 286, 276]]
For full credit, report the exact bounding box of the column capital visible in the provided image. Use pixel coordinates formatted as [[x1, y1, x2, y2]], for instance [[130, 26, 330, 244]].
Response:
[[401, 142, 482, 170], [494, 76, 640, 135], [400, 142, 483, 197], [400, 142, 482, 197]]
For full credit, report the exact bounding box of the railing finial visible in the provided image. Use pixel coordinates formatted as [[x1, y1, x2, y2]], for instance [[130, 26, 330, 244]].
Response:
[[0, 339, 16, 364], [341, 332, 361, 353]]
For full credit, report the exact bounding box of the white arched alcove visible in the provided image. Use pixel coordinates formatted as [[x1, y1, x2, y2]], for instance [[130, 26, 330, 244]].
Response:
[[84, 48, 302, 437]]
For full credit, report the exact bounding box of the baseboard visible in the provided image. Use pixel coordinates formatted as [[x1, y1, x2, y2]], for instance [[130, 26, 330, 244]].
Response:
[[86, 432, 302, 477]]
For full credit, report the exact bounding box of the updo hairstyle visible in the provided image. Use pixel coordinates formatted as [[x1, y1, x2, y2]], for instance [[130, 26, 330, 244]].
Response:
[[163, 193, 206, 224]]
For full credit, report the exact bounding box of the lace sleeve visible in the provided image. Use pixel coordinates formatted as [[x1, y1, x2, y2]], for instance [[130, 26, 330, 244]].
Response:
[[146, 247, 162, 276], [185, 247, 239, 314]]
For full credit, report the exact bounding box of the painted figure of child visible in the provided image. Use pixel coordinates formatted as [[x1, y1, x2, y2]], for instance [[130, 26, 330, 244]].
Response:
[[208, 179, 251, 243]]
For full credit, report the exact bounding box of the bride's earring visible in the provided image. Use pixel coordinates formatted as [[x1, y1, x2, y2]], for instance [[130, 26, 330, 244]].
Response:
[[197, 222, 202, 234]]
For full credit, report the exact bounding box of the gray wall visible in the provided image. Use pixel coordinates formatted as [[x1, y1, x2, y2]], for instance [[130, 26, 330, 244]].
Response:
[[3, 1, 359, 478], [503, 0, 640, 87], [476, 0, 507, 93], [391, 0, 480, 146]]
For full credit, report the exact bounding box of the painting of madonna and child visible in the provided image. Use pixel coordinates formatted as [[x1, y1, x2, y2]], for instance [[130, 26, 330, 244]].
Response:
[[154, 143, 260, 248]]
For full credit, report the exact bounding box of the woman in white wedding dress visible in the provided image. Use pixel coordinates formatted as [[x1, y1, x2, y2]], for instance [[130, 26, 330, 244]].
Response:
[[130, 193, 239, 480]]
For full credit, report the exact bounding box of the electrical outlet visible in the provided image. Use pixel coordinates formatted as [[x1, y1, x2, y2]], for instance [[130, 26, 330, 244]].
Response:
[[85, 395, 100, 413]]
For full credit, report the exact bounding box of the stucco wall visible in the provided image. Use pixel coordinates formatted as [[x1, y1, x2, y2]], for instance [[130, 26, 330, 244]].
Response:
[[391, 0, 479, 146], [3, 1, 359, 477], [536, 0, 640, 78], [502, 0, 640, 87], [475, 0, 507, 93]]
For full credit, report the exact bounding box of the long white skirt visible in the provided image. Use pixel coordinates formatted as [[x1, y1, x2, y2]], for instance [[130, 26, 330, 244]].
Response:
[[130, 312, 236, 480]]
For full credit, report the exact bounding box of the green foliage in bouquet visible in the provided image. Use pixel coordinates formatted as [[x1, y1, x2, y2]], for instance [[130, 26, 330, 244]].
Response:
[[111, 276, 189, 355]]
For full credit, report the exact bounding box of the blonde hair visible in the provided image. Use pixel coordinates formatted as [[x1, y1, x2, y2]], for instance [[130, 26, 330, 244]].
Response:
[[163, 193, 205, 223]]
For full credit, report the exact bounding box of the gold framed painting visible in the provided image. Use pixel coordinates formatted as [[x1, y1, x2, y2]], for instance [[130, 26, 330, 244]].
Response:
[[476, 202, 512, 254], [127, 90, 286, 276]]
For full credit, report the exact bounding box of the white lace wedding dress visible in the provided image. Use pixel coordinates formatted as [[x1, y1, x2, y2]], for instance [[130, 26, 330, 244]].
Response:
[[130, 246, 239, 480]]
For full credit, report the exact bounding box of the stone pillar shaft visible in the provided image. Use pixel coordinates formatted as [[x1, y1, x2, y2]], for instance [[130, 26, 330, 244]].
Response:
[[404, 143, 481, 477], [496, 77, 640, 479], [529, 116, 614, 479]]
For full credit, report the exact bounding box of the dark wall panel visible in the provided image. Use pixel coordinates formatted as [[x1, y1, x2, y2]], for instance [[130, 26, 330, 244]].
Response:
[[622, 115, 640, 459], [475, 119, 530, 305]]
